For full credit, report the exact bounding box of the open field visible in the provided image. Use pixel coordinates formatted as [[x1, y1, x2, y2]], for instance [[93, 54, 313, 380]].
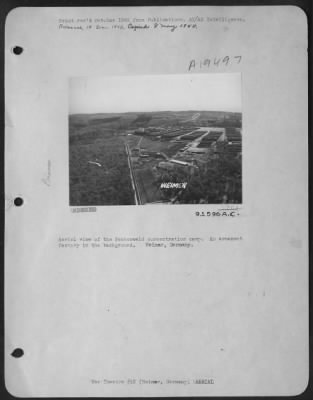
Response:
[[137, 137, 186, 158]]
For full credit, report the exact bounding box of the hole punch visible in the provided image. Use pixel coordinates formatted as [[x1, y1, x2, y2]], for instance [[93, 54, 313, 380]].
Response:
[[11, 348, 24, 358], [14, 197, 24, 207], [12, 46, 23, 55]]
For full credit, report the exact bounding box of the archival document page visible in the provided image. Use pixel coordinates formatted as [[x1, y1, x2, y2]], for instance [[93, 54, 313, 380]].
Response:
[[5, 6, 308, 397]]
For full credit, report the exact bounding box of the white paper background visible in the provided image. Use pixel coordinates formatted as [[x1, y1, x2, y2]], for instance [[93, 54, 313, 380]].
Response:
[[5, 6, 308, 397]]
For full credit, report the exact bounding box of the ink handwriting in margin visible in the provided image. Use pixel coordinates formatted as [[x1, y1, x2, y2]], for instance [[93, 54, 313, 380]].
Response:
[[188, 56, 242, 71]]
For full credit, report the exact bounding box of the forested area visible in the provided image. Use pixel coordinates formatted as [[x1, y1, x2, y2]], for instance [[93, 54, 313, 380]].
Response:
[[156, 156, 242, 204], [69, 133, 134, 206]]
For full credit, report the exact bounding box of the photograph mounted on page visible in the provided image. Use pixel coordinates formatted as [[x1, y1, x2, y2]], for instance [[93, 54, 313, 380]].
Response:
[[69, 73, 242, 206]]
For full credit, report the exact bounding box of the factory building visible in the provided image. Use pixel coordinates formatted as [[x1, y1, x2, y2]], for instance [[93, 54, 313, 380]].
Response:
[[186, 147, 208, 154], [158, 161, 175, 170]]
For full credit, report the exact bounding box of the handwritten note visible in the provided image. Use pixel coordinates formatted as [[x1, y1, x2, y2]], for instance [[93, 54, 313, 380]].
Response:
[[58, 15, 246, 32], [188, 56, 242, 71]]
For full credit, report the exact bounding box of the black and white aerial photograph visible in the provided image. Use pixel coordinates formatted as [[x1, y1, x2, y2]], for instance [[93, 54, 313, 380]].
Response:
[[69, 74, 242, 205]]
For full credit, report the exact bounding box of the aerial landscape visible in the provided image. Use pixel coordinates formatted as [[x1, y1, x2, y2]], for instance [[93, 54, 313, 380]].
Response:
[[69, 74, 242, 205], [69, 110, 242, 205]]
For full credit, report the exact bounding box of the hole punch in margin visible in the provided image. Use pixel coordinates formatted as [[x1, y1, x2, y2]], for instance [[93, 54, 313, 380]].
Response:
[[11, 348, 24, 358], [14, 197, 24, 207], [12, 46, 23, 55]]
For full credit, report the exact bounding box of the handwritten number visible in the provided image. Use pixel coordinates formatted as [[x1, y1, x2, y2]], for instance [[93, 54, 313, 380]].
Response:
[[204, 59, 210, 67], [222, 56, 229, 65], [188, 55, 242, 71], [188, 56, 242, 71]]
